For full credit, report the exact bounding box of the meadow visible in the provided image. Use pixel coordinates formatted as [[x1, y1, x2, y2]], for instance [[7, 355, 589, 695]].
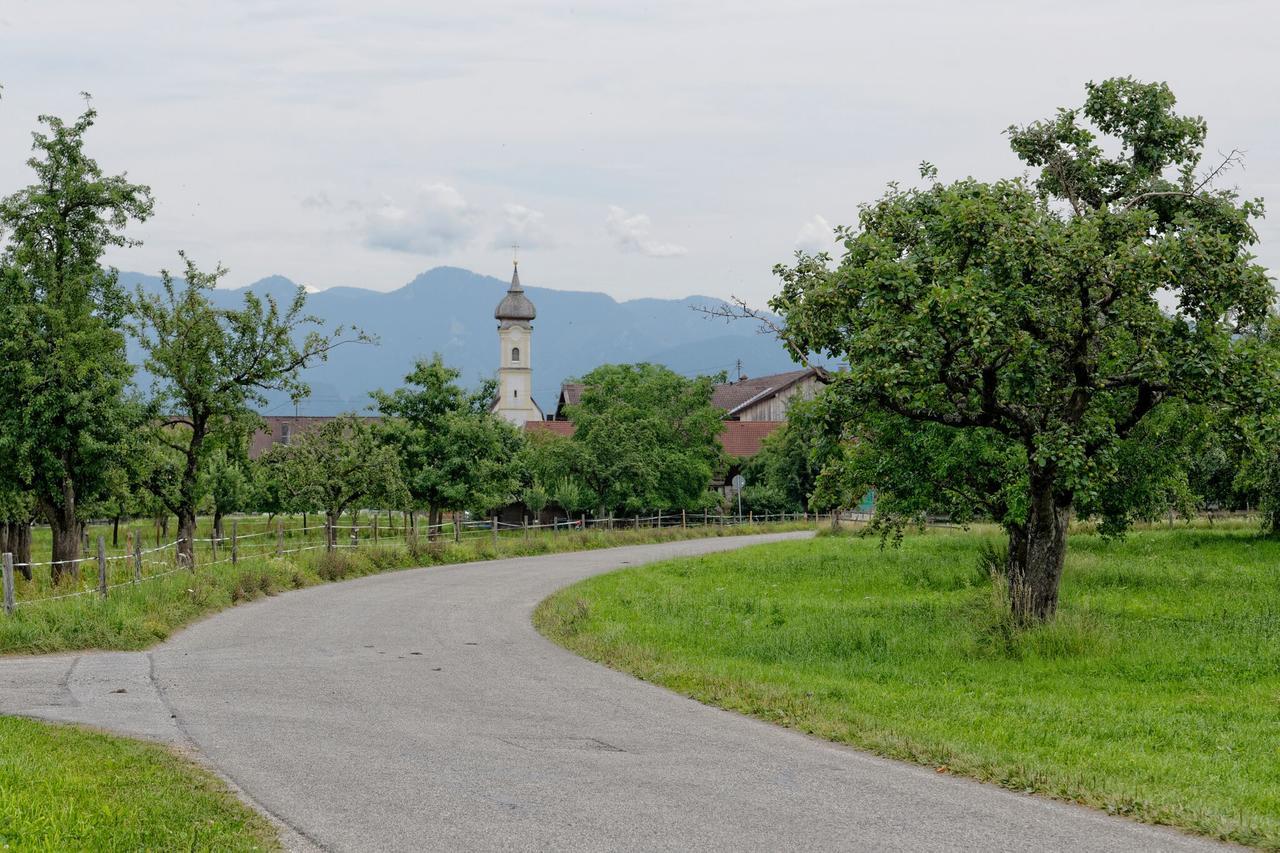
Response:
[[536, 523, 1280, 848]]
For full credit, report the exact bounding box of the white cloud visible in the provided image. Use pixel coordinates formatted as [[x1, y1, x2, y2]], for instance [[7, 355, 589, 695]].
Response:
[[794, 214, 835, 253], [300, 191, 332, 209], [605, 205, 687, 258], [364, 183, 480, 255], [492, 203, 555, 250]]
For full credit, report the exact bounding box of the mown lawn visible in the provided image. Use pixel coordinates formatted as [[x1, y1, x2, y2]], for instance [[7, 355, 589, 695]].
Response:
[[0, 716, 277, 850], [535, 525, 1280, 848]]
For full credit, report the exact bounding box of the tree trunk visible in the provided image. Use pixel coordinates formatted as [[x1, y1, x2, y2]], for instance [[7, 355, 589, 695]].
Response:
[[0, 521, 24, 581], [41, 482, 81, 584], [112, 515, 121, 548], [177, 510, 196, 568], [326, 511, 338, 550], [213, 510, 224, 542], [1005, 470, 1070, 623], [428, 505, 442, 541], [13, 521, 32, 581]]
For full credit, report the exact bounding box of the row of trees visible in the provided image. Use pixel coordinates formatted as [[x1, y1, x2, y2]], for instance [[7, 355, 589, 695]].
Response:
[[0, 98, 735, 579]]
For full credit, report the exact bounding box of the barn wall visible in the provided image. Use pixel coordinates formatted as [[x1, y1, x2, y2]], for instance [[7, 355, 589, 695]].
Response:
[[737, 376, 820, 422]]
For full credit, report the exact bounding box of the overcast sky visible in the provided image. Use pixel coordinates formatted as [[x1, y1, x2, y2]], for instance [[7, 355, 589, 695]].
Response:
[[2, 1, 1277, 305]]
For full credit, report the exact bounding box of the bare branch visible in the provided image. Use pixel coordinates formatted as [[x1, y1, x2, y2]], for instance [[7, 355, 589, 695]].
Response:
[[694, 297, 834, 383]]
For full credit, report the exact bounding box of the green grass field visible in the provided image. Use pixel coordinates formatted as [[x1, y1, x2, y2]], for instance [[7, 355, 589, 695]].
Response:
[[0, 716, 277, 850], [535, 525, 1280, 848], [1, 518, 811, 655]]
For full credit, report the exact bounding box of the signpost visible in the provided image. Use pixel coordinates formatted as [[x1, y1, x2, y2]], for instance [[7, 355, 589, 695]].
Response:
[[731, 474, 746, 521]]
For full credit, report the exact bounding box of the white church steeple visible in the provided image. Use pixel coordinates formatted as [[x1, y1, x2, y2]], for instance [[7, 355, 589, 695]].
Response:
[[492, 260, 544, 426]]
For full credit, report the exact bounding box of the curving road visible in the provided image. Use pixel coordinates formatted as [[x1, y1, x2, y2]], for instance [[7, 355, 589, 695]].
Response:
[[1, 533, 1223, 851]]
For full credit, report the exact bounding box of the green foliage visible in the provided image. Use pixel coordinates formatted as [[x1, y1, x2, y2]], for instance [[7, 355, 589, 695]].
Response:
[[132, 253, 360, 556], [741, 394, 853, 514], [559, 363, 725, 514], [274, 414, 408, 524], [372, 355, 520, 520], [0, 99, 152, 569], [769, 78, 1274, 617]]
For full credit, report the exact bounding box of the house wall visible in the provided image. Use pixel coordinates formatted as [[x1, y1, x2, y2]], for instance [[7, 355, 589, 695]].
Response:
[[736, 375, 821, 421]]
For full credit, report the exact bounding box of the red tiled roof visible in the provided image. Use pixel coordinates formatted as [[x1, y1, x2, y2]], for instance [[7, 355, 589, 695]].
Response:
[[720, 420, 783, 457], [523, 418, 781, 458], [525, 419, 576, 437]]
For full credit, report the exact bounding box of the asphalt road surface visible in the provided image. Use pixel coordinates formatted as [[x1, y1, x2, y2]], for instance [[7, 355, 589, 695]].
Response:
[[0, 532, 1226, 851]]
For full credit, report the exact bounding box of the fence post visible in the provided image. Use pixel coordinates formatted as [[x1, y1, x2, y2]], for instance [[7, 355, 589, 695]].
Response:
[[491, 516, 498, 548], [2, 553, 14, 616], [523, 516, 529, 543], [748, 511, 753, 525], [97, 536, 108, 599], [657, 509, 662, 529], [231, 520, 239, 565], [276, 520, 284, 556], [580, 513, 586, 532], [133, 530, 142, 583], [682, 509, 686, 529], [325, 516, 334, 553], [373, 516, 379, 545], [634, 515, 639, 531], [352, 522, 359, 549], [454, 512, 461, 544]]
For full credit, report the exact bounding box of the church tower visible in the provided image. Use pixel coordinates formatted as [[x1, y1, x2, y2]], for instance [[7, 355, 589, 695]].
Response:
[[492, 261, 544, 426]]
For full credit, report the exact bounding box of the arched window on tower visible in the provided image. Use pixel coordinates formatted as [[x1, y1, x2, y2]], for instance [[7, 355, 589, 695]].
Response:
[[511, 346, 520, 362]]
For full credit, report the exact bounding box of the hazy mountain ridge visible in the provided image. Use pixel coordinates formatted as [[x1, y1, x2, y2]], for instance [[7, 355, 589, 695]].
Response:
[[120, 266, 814, 415]]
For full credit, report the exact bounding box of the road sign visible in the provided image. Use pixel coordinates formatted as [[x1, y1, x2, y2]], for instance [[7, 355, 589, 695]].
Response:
[[731, 474, 745, 492]]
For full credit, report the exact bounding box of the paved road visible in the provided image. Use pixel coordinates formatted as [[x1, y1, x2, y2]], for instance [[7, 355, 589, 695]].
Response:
[[2, 533, 1224, 852]]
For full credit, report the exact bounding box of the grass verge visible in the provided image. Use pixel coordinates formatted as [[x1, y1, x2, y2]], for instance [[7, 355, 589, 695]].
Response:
[[1, 521, 810, 655], [535, 526, 1280, 848], [0, 716, 277, 850]]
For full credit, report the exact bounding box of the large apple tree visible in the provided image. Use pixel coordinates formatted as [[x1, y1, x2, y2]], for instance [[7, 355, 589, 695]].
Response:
[[769, 78, 1273, 622]]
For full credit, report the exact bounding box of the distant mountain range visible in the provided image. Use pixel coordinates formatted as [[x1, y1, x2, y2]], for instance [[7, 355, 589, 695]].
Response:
[[120, 266, 822, 416]]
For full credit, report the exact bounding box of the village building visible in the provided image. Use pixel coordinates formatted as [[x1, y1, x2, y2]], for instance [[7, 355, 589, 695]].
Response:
[[250, 264, 820, 465], [491, 261, 544, 426]]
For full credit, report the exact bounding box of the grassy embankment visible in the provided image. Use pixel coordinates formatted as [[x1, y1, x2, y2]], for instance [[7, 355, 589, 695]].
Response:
[[536, 524, 1280, 848], [1, 517, 810, 655], [0, 716, 277, 850]]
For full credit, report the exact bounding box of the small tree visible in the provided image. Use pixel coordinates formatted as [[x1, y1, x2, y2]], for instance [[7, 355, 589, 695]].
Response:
[[373, 355, 519, 537], [566, 363, 725, 515], [764, 78, 1273, 621], [275, 415, 407, 547], [205, 444, 251, 540], [0, 99, 152, 579], [132, 254, 363, 564]]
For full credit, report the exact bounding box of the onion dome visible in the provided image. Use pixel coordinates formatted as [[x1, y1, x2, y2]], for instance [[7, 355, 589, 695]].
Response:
[[494, 262, 536, 324]]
